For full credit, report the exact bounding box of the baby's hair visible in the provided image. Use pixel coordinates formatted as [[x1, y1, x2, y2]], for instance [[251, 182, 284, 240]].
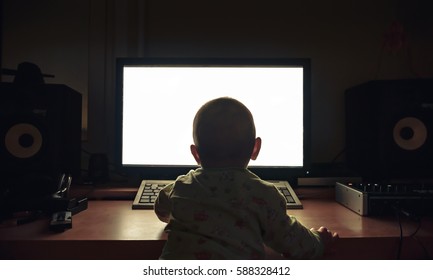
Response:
[[192, 97, 256, 167]]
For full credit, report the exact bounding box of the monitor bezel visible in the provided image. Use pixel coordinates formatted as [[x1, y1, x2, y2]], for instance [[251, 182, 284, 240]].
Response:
[[115, 57, 311, 181]]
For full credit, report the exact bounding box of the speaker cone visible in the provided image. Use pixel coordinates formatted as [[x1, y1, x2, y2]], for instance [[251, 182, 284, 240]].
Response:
[[5, 123, 43, 159], [393, 117, 427, 151]]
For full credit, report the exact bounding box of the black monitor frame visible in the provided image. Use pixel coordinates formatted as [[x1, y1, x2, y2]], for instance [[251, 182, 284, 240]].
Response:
[[115, 57, 311, 182]]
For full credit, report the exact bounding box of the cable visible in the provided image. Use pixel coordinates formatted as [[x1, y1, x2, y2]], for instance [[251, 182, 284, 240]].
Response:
[[396, 206, 431, 260], [408, 216, 431, 259], [331, 147, 346, 163], [395, 207, 403, 260]]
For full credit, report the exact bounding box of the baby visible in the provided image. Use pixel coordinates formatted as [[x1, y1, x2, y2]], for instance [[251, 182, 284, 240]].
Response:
[[155, 97, 338, 259]]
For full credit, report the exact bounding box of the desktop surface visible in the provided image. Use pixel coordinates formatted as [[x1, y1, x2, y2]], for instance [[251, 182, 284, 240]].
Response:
[[1, 185, 432, 259]]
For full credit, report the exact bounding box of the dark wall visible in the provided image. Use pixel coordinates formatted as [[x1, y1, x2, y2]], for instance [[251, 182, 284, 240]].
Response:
[[2, 0, 433, 166], [1, 0, 89, 132]]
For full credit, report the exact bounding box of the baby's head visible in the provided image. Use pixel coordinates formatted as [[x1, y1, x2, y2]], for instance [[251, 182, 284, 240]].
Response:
[[191, 97, 261, 168]]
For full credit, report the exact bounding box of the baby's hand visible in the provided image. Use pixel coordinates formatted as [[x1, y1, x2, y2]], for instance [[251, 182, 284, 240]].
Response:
[[311, 226, 339, 255]]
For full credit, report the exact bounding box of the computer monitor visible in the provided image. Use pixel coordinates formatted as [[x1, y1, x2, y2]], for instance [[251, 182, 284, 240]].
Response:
[[115, 58, 311, 181]]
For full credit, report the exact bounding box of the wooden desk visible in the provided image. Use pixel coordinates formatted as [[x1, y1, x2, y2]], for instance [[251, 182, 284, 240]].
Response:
[[1, 187, 432, 259]]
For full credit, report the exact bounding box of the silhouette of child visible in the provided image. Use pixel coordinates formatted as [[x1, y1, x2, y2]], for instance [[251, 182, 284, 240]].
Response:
[[155, 97, 338, 259]]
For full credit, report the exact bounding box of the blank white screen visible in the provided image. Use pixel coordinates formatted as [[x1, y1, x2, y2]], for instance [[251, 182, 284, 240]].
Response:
[[121, 66, 304, 167]]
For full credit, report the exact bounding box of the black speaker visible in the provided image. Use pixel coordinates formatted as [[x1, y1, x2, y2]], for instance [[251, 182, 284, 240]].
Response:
[[345, 79, 433, 180], [0, 82, 82, 198]]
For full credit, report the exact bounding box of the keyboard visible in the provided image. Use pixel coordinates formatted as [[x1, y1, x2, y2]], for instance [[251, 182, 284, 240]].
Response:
[[132, 180, 303, 209]]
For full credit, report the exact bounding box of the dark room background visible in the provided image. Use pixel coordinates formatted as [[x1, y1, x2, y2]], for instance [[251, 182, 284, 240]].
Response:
[[2, 0, 432, 170]]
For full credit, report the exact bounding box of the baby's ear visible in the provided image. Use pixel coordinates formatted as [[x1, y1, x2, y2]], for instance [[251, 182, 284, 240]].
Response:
[[250, 137, 261, 160], [190, 144, 201, 165]]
